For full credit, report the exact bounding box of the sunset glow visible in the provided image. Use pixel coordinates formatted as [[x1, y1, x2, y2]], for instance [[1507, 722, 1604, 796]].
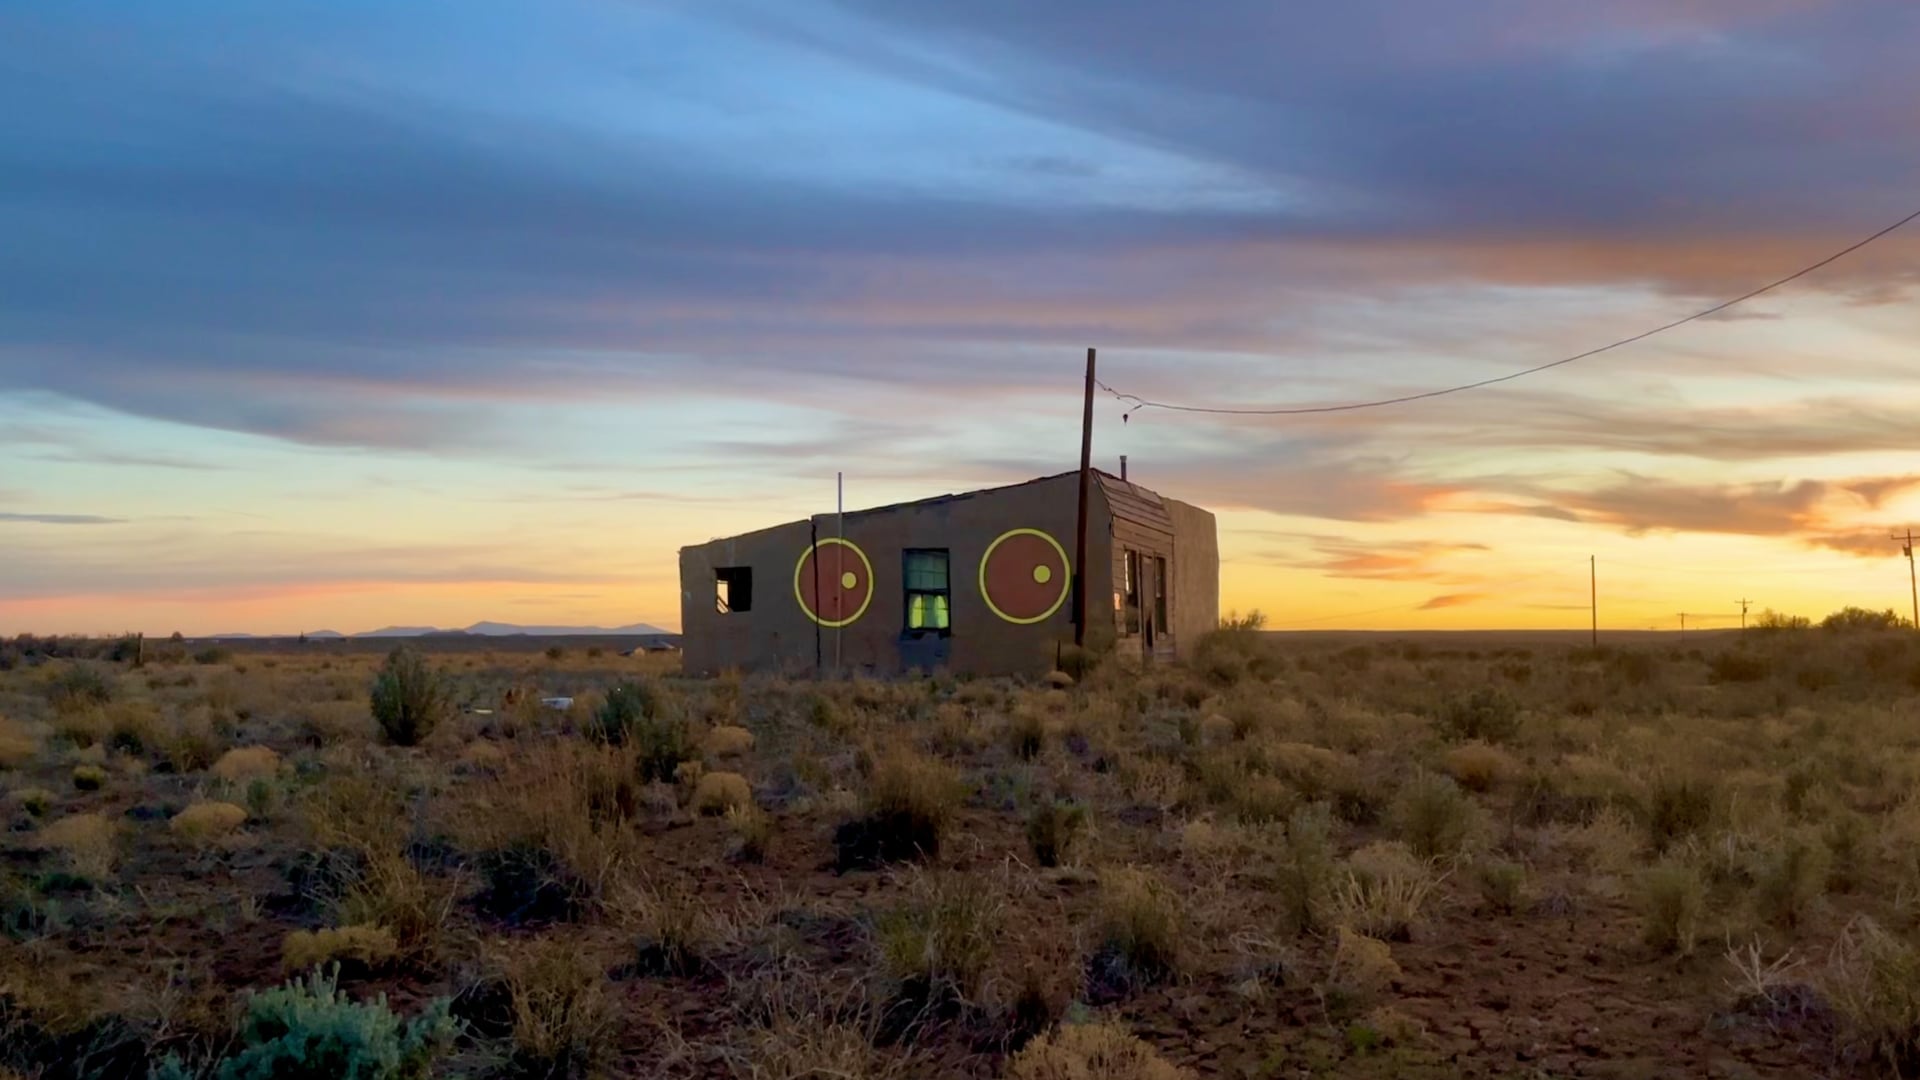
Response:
[[4, 2, 1918, 636]]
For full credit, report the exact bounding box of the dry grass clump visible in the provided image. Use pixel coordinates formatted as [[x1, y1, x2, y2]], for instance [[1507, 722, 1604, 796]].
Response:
[[834, 750, 964, 869], [1026, 800, 1091, 869], [1089, 867, 1182, 998], [0, 715, 35, 768], [169, 801, 248, 844], [162, 708, 228, 772], [1644, 770, 1719, 853], [211, 745, 280, 783], [13, 786, 56, 817], [705, 724, 755, 758], [1389, 770, 1481, 859], [1008, 1020, 1193, 1080], [1335, 842, 1440, 942], [875, 872, 1001, 1007], [726, 804, 772, 863], [334, 852, 459, 970], [282, 924, 398, 975], [1637, 856, 1707, 956], [1007, 706, 1047, 761], [71, 763, 108, 791], [693, 771, 753, 816], [1442, 743, 1519, 793], [37, 812, 119, 880], [1326, 926, 1402, 1008], [1822, 917, 1920, 1073], [615, 878, 715, 978], [501, 938, 618, 1077], [450, 744, 641, 924]]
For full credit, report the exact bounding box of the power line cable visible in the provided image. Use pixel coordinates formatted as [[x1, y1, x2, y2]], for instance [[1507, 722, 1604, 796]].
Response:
[[1099, 207, 1920, 417]]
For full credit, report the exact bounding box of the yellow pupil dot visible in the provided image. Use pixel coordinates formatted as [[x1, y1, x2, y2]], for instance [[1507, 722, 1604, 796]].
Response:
[[1032, 565, 1052, 584], [840, 572, 857, 589]]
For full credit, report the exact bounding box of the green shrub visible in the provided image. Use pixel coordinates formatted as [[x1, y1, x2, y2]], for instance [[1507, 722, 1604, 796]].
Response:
[[185, 965, 460, 1079], [369, 649, 450, 747], [1435, 686, 1520, 743], [1475, 860, 1528, 916], [1822, 607, 1907, 632], [1755, 829, 1831, 929], [48, 663, 115, 713], [1708, 651, 1770, 684], [1026, 800, 1089, 868], [1390, 771, 1479, 859], [584, 680, 672, 746], [1276, 803, 1337, 935], [585, 683, 693, 782], [1644, 773, 1717, 853]]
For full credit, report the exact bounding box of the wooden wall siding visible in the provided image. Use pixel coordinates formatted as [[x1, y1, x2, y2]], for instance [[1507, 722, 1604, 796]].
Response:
[[1097, 475, 1178, 656]]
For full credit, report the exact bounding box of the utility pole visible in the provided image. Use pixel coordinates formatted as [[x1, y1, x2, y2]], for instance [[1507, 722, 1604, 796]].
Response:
[[1896, 530, 1919, 630], [1073, 348, 1096, 647], [1589, 556, 1597, 649], [1736, 598, 1752, 630], [1678, 612, 1686, 642]]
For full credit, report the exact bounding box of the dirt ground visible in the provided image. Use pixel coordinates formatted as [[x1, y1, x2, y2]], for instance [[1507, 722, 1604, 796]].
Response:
[[4, 627, 1920, 1078]]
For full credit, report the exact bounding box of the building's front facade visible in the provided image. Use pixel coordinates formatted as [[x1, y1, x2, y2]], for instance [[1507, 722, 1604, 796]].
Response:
[[677, 471, 1218, 676]]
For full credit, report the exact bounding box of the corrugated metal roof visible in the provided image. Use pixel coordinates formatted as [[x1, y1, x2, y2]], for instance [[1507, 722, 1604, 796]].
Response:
[[1095, 473, 1174, 536]]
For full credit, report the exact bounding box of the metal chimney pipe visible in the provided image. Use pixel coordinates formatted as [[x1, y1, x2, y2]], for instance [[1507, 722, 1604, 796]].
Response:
[[1119, 454, 1128, 481]]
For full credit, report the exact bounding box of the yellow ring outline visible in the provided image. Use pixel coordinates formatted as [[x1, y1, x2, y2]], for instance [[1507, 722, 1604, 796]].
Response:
[[794, 537, 874, 628], [978, 528, 1070, 625]]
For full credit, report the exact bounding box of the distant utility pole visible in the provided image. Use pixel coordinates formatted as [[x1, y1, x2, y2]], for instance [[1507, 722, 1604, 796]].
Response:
[[1897, 529, 1919, 630], [1736, 598, 1753, 630], [1073, 348, 1096, 648], [1679, 612, 1687, 642], [1589, 556, 1597, 649]]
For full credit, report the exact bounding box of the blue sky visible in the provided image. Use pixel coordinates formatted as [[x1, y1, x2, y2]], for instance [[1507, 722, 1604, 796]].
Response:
[[5, 0, 1920, 633]]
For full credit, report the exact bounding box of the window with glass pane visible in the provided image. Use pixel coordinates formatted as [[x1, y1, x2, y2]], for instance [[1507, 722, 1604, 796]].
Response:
[[903, 549, 950, 633]]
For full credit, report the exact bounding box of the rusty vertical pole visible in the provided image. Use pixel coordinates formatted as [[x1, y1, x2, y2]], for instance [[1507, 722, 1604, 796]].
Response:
[[1073, 348, 1096, 648]]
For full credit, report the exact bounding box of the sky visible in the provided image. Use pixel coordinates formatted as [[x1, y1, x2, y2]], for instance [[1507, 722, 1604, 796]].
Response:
[[4, 0, 1920, 636]]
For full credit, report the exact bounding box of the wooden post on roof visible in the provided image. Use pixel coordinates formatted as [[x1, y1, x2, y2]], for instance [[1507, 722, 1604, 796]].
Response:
[[1073, 348, 1096, 648]]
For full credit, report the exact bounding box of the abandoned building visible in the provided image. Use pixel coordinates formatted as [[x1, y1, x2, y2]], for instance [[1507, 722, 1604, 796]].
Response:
[[678, 470, 1218, 676]]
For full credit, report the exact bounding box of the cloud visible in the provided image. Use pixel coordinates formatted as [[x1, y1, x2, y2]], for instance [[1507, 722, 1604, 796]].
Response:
[[1, 0, 1915, 455], [0, 511, 125, 525], [1419, 592, 1484, 610], [1478, 472, 1920, 558]]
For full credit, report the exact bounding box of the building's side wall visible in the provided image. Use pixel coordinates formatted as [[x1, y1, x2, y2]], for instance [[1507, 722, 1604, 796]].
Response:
[[679, 519, 819, 675], [1164, 497, 1220, 658], [681, 474, 1096, 676]]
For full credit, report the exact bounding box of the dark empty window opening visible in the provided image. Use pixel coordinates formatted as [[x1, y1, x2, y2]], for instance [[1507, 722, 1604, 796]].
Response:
[[903, 549, 950, 634], [1153, 555, 1169, 633], [715, 567, 753, 614], [1123, 549, 1141, 635]]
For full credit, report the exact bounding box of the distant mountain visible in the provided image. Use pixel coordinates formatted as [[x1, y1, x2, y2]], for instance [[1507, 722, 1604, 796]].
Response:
[[304, 630, 345, 639], [462, 621, 673, 637], [347, 621, 673, 638]]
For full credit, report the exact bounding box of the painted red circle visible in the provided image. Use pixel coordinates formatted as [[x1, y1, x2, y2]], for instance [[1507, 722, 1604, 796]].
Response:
[[797, 543, 871, 624], [982, 532, 1069, 622]]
